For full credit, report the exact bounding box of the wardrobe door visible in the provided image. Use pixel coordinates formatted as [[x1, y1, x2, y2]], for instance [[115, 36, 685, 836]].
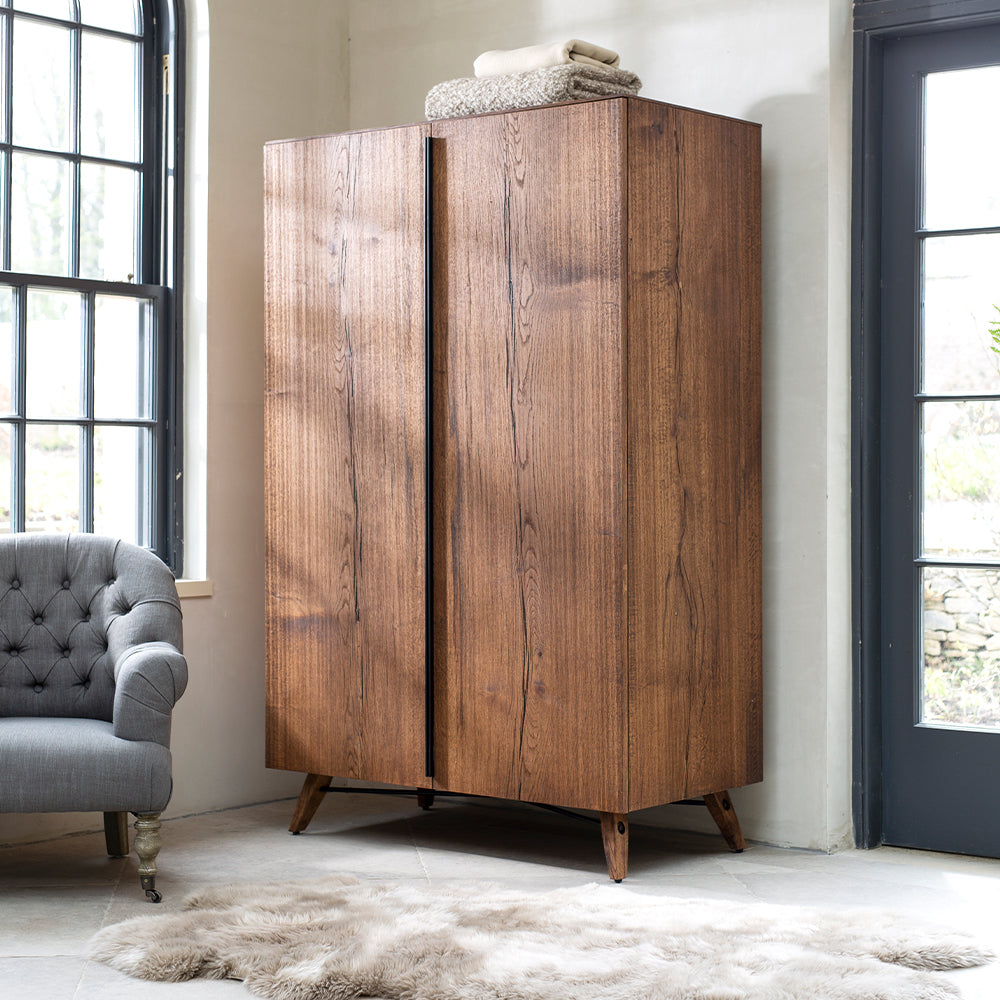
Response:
[[265, 125, 430, 786], [431, 102, 628, 812]]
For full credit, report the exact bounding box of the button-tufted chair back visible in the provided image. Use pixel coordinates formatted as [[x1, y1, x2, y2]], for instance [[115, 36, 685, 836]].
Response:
[[0, 533, 182, 723]]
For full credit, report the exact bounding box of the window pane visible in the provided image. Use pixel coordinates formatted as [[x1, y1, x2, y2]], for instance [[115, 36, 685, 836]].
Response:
[[0, 422, 11, 533], [25, 422, 79, 533], [924, 67, 1000, 230], [922, 400, 1000, 558], [923, 566, 1000, 730], [12, 17, 71, 152], [922, 234, 1000, 395], [0, 287, 12, 415], [80, 162, 138, 281], [11, 2, 72, 21], [94, 295, 153, 419], [81, 32, 139, 161], [25, 288, 82, 418], [79, 0, 139, 34], [11, 152, 70, 275], [94, 424, 149, 545]]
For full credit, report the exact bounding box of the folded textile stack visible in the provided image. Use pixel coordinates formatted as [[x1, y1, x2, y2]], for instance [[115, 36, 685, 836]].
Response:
[[425, 39, 641, 120]]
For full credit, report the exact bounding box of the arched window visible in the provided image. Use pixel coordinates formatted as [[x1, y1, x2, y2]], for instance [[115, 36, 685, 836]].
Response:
[[0, 0, 182, 568]]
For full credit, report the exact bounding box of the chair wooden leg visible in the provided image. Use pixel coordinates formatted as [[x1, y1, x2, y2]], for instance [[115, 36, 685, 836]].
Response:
[[289, 773, 332, 833], [133, 812, 163, 902], [599, 812, 629, 882], [704, 791, 746, 852], [103, 811, 129, 857]]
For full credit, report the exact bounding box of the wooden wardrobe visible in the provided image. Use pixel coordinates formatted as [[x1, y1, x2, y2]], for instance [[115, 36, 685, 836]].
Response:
[[264, 95, 762, 880]]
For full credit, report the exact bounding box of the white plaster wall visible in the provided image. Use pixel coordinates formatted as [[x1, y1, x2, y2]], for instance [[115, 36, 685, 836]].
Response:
[[347, 0, 854, 851], [0, 0, 350, 846]]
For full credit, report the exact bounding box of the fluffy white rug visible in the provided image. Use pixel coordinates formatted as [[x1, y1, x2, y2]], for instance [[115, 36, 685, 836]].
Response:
[[88, 874, 994, 1000]]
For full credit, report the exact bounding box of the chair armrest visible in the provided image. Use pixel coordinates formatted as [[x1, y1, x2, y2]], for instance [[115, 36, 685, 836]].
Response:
[[112, 641, 189, 747]]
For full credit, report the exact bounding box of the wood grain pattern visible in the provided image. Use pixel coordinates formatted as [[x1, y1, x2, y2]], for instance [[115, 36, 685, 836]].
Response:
[[624, 99, 763, 810], [430, 102, 628, 813], [264, 125, 430, 787]]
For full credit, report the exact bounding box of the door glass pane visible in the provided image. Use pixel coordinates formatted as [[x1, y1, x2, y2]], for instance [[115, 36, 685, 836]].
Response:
[[79, 0, 139, 33], [0, 422, 11, 533], [25, 288, 82, 418], [25, 423, 79, 533], [924, 67, 1000, 231], [0, 286, 13, 415], [923, 566, 1000, 730], [94, 424, 149, 545], [922, 400, 1000, 558], [11, 152, 70, 275], [81, 32, 139, 162], [94, 295, 153, 419], [12, 17, 71, 152], [922, 234, 1000, 395], [80, 162, 138, 281]]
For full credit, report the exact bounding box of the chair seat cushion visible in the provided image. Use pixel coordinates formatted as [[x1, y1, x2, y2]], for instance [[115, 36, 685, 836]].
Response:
[[0, 717, 173, 813]]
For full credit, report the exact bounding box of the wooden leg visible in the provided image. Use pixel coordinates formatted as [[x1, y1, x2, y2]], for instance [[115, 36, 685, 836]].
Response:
[[289, 773, 332, 833], [133, 812, 162, 902], [416, 789, 435, 810], [704, 790, 746, 852], [599, 812, 629, 882], [103, 811, 129, 857]]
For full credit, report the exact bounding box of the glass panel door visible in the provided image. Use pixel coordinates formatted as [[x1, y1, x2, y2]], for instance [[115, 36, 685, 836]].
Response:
[[879, 24, 1000, 858]]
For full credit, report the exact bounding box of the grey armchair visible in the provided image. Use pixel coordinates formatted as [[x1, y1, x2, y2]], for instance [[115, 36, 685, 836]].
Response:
[[0, 533, 187, 902]]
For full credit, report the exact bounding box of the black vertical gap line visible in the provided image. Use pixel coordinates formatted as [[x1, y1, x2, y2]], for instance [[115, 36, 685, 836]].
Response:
[[13, 284, 26, 532], [423, 134, 435, 780], [81, 289, 94, 531]]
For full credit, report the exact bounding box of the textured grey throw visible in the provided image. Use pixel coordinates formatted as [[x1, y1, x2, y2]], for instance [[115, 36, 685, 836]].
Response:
[[425, 64, 642, 120]]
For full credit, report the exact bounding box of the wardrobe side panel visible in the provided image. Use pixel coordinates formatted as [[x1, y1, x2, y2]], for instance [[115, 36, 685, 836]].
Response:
[[431, 102, 628, 812], [626, 101, 763, 810], [264, 128, 429, 786]]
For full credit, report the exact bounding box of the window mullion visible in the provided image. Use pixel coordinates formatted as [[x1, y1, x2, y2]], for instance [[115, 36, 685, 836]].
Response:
[[69, 22, 81, 277], [12, 284, 25, 532], [1, 12, 11, 272], [80, 289, 94, 532]]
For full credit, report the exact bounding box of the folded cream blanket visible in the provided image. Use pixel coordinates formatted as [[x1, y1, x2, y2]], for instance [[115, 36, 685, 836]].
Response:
[[473, 38, 620, 78], [425, 64, 642, 121]]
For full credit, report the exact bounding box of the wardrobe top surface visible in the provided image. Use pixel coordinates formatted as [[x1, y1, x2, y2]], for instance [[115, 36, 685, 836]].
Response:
[[264, 94, 761, 147]]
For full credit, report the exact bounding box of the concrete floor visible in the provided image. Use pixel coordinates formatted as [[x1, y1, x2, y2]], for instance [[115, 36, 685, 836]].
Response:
[[0, 793, 998, 998]]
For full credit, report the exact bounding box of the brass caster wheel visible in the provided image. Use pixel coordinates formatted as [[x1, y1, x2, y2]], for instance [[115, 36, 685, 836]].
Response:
[[145, 888, 162, 903]]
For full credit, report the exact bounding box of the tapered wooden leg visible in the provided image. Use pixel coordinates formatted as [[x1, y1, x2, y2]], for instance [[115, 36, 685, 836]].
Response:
[[600, 812, 629, 882], [103, 811, 129, 857], [133, 812, 162, 902], [289, 773, 332, 833], [704, 790, 746, 852]]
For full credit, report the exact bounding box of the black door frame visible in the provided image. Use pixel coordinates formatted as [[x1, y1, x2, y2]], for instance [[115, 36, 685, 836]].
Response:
[[852, 0, 1000, 848]]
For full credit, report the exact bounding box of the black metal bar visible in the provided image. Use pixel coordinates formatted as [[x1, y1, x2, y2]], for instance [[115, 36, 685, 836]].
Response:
[[423, 134, 434, 779]]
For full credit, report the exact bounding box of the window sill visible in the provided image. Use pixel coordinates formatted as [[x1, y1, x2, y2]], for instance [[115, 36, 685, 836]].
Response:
[[176, 578, 214, 599]]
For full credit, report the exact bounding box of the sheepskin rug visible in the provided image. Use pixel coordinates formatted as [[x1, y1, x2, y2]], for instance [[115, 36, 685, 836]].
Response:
[[88, 874, 994, 1000]]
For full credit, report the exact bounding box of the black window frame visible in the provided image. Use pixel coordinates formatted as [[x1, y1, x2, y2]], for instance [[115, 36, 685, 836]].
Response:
[[0, 0, 184, 572]]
